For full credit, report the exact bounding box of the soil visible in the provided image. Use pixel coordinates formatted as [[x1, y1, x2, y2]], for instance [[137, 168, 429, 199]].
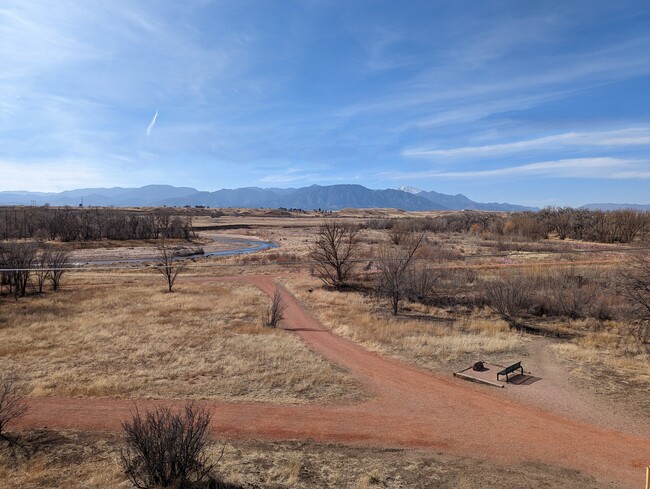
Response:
[[16, 274, 650, 489]]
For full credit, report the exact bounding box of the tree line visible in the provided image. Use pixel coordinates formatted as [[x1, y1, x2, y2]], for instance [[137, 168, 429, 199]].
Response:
[[363, 207, 649, 244], [0, 241, 70, 298], [0, 206, 195, 242]]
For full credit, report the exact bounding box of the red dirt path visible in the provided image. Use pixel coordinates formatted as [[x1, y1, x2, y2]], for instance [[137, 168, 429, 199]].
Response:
[[18, 275, 650, 488]]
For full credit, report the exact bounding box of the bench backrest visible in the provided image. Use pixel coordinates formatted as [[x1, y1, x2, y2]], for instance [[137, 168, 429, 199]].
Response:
[[504, 361, 521, 374]]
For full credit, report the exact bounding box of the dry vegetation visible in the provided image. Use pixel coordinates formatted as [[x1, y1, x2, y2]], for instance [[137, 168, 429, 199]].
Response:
[[282, 274, 527, 373], [0, 430, 613, 489], [0, 273, 363, 403], [1, 207, 649, 487]]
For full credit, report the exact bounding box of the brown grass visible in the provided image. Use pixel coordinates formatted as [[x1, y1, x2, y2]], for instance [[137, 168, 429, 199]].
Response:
[[0, 429, 613, 489], [0, 274, 363, 403], [551, 328, 650, 418], [281, 275, 526, 373]]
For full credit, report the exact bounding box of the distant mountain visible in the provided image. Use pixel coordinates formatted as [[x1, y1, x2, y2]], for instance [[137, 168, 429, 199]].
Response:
[[417, 190, 536, 212], [580, 203, 650, 211], [0, 183, 536, 211], [279, 185, 444, 211]]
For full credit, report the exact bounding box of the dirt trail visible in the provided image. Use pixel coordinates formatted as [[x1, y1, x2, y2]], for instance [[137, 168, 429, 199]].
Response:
[[19, 275, 650, 488], [505, 337, 650, 438]]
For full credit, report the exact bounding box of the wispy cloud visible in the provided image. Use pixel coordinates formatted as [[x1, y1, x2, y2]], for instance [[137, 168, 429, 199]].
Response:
[[146, 109, 159, 136], [404, 127, 650, 158], [381, 158, 650, 180]]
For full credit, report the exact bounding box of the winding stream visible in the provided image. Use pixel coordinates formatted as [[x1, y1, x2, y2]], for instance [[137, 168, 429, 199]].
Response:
[[80, 235, 278, 265]]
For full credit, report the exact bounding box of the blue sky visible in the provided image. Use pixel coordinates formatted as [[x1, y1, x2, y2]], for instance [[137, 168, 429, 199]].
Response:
[[1, 0, 649, 206]]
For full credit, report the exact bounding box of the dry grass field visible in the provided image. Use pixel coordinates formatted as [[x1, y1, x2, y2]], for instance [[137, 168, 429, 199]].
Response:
[[0, 272, 363, 403], [0, 430, 614, 489]]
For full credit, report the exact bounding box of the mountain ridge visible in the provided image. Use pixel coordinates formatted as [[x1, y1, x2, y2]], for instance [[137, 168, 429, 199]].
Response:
[[0, 184, 543, 211]]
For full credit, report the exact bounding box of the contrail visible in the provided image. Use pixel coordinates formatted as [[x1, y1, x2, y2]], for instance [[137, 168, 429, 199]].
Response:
[[146, 109, 159, 136]]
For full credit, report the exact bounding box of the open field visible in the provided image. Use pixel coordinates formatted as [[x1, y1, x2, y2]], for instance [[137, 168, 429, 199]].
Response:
[[1, 208, 650, 487], [0, 273, 364, 403]]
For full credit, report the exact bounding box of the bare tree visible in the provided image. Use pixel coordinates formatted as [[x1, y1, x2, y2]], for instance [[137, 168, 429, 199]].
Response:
[[376, 234, 424, 315], [263, 287, 287, 328], [309, 221, 359, 289], [120, 404, 217, 489], [0, 241, 38, 298], [483, 274, 534, 331], [618, 252, 650, 352], [156, 241, 187, 292], [612, 209, 647, 243], [47, 249, 71, 291], [0, 372, 29, 442], [33, 247, 51, 293]]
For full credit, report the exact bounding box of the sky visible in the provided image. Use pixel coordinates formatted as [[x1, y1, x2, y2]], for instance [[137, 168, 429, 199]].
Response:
[[0, 0, 649, 206]]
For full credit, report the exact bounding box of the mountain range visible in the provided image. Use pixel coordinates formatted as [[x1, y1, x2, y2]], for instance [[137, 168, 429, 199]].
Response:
[[578, 203, 650, 211], [0, 184, 539, 211], [1, 184, 643, 212]]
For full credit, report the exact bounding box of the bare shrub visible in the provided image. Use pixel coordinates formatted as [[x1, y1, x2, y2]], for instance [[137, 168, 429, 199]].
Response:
[[0, 372, 29, 441], [309, 221, 359, 289], [388, 219, 413, 245], [618, 252, 650, 352], [548, 269, 593, 319], [405, 266, 439, 305], [482, 274, 534, 331], [120, 404, 217, 489], [156, 241, 187, 292], [263, 287, 287, 328]]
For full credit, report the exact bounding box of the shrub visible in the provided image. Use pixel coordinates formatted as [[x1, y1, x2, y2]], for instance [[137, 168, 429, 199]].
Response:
[[263, 287, 287, 328], [120, 404, 217, 489], [0, 372, 29, 441]]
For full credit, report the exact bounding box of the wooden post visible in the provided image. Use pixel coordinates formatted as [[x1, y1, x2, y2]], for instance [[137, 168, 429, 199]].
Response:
[[645, 466, 650, 489]]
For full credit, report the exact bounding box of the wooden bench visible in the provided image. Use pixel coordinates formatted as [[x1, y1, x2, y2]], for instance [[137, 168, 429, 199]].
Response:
[[497, 361, 523, 382]]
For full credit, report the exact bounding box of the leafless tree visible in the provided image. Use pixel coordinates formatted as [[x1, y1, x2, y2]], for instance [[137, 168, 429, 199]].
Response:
[[0, 372, 29, 442], [309, 221, 359, 289], [33, 247, 51, 293], [545, 206, 573, 240], [483, 273, 534, 331], [376, 234, 424, 315], [47, 249, 71, 291], [120, 404, 217, 489], [263, 287, 287, 328], [156, 241, 187, 292], [618, 252, 650, 352], [0, 241, 38, 298], [612, 210, 647, 243]]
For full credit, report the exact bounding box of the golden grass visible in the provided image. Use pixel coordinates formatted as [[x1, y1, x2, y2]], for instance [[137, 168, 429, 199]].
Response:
[[281, 275, 525, 372], [0, 274, 362, 403], [0, 430, 612, 489], [551, 330, 650, 403], [0, 431, 122, 489]]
